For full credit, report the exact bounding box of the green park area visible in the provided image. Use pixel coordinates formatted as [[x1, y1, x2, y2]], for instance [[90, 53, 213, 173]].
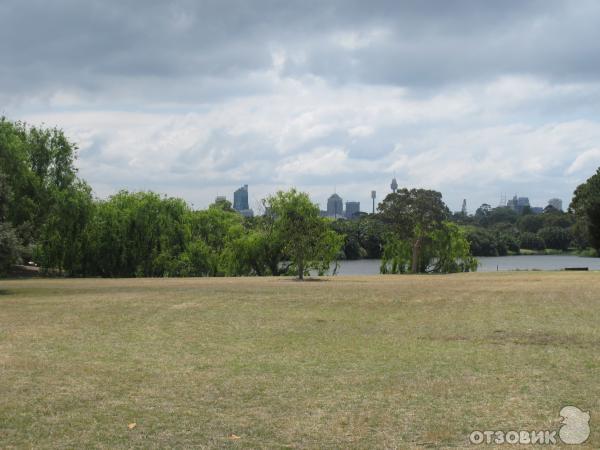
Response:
[[1, 272, 598, 448]]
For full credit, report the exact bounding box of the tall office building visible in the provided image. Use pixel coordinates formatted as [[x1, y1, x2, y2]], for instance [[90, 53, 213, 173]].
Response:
[[233, 185, 249, 211], [327, 193, 343, 218], [507, 195, 530, 214], [345, 201, 360, 219], [548, 198, 563, 211]]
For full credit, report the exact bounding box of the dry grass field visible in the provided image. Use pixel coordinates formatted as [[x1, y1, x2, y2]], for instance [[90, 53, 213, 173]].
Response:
[[1, 273, 599, 448]]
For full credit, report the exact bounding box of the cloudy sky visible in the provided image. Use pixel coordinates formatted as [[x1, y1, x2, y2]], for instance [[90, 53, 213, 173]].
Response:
[[2, 0, 600, 212]]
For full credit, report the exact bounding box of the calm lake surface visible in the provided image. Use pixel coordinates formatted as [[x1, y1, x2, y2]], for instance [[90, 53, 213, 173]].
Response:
[[333, 255, 600, 275]]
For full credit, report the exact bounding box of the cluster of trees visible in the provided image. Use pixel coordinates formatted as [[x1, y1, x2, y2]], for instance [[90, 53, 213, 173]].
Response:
[[330, 215, 385, 260], [0, 117, 345, 278], [450, 203, 582, 256], [0, 118, 475, 277], [0, 118, 93, 273]]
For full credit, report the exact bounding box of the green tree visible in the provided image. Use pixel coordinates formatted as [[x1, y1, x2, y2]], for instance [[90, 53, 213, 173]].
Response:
[[427, 222, 478, 273], [209, 198, 235, 212], [381, 222, 476, 273], [378, 188, 449, 273], [0, 117, 89, 270], [36, 181, 94, 274], [330, 219, 366, 260], [518, 214, 545, 233], [520, 232, 546, 251], [267, 189, 342, 280], [0, 118, 82, 242], [465, 227, 499, 256], [0, 170, 21, 273], [82, 191, 189, 277], [537, 226, 571, 250], [570, 168, 600, 254]]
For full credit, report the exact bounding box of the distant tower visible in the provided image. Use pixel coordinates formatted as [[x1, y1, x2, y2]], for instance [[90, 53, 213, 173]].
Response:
[[371, 190, 376, 214], [233, 185, 249, 211], [461, 199, 467, 215], [391, 177, 398, 193], [345, 201, 360, 219], [500, 193, 507, 207], [326, 193, 343, 218]]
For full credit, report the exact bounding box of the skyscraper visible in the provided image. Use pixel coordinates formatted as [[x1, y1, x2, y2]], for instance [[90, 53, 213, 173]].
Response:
[[507, 195, 530, 214], [327, 193, 343, 218], [391, 177, 398, 193], [345, 201, 360, 219], [461, 199, 467, 215], [233, 184, 249, 211]]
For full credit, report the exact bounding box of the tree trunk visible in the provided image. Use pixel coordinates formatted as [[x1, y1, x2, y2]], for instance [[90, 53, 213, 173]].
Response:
[[411, 237, 421, 273], [298, 258, 304, 280]]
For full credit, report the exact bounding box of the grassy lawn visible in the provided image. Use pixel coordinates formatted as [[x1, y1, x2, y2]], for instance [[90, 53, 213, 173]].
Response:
[[1, 273, 599, 448]]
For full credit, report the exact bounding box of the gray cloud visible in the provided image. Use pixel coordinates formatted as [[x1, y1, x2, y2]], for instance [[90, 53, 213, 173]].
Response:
[[3, 1, 600, 211], [3, 0, 600, 101]]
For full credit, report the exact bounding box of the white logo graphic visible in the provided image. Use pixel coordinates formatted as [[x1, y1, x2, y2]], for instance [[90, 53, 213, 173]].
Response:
[[469, 406, 591, 445], [559, 406, 590, 445]]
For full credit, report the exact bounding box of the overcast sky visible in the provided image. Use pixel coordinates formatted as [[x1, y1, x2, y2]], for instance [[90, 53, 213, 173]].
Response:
[[3, 0, 600, 212]]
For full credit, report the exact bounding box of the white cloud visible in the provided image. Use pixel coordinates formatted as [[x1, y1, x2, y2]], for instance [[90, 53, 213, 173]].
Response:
[[567, 148, 600, 175], [17, 74, 600, 212]]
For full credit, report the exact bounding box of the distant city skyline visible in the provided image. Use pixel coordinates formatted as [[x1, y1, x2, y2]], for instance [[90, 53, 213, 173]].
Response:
[[217, 180, 565, 216]]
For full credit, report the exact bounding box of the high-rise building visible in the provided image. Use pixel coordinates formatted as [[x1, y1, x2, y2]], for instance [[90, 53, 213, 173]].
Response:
[[548, 198, 563, 211], [391, 177, 398, 193], [461, 199, 467, 215], [215, 195, 226, 203], [327, 193, 343, 218], [232, 184, 253, 217], [233, 185, 249, 211], [345, 201, 360, 219], [507, 195, 530, 214]]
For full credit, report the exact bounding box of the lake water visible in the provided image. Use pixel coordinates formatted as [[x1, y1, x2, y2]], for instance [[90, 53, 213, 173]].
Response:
[[332, 255, 600, 275]]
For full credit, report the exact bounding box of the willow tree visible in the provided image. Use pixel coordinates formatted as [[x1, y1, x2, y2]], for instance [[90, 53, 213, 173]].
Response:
[[267, 189, 342, 280]]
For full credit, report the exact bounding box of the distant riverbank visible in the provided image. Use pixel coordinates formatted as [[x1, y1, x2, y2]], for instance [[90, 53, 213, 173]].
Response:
[[333, 254, 600, 275]]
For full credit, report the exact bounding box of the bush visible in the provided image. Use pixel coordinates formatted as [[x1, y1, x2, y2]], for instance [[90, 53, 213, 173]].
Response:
[[537, 226, 571, 250], [465, 228, 498, 256], [520, 232, 546, 250]]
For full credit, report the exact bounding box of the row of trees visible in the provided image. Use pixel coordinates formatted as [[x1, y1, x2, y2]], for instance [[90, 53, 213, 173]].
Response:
[[57, 190, 343, 279], [3, 117, 600, 277], [449, 195, 597, 256], [1, 118, 478, 277]]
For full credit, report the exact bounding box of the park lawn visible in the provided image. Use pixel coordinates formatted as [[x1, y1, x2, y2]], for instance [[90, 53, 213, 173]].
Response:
[[0, 273, 599, 448]]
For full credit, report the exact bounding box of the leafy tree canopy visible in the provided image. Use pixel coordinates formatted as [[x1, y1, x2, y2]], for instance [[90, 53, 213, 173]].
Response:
[[267, 189, 343, 279], [378, 188, 475, 273], [570, 167, 600, 254]]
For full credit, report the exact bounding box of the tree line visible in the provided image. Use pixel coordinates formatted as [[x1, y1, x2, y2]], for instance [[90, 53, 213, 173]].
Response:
[[449, 198, 597, 256], [2, 117, 600, 277]]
